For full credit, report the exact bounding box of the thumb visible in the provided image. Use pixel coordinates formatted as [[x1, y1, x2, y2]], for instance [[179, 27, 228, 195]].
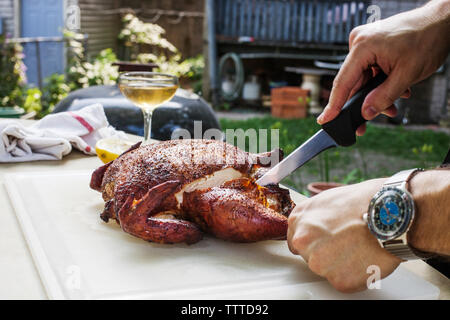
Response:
[[361, 71, 410, 120]]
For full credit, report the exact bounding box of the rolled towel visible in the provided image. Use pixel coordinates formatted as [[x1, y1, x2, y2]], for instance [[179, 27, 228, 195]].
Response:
[[0, 103, 127, 162]]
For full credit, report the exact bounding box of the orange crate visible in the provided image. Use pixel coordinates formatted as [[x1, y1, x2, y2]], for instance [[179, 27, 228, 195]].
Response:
[[271, 87, 310, 102], [271, 102, 307, 119], [271, 87, 309, 119]]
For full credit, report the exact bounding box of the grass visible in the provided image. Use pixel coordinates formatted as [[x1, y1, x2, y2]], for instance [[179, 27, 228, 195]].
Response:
[[220, 116, 450, 194]]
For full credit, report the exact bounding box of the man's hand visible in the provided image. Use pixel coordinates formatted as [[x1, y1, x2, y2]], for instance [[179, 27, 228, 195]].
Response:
[[317, 0, 450, 136], [287, 170, 450, 293], [287, 179, 402, 293]]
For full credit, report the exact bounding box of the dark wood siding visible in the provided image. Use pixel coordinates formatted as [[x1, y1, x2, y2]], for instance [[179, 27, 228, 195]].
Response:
[[78, 0, 204, 58], [118, 0, 204, 58], [78, 0, 121, 58]]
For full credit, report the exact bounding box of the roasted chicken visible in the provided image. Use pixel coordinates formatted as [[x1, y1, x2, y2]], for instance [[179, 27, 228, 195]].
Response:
[[90, 139, 295, 244]]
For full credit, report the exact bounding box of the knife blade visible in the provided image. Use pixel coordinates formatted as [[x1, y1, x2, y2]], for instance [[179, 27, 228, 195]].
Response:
[[256, 71, 388, 186], [256, 129, 337, 186]]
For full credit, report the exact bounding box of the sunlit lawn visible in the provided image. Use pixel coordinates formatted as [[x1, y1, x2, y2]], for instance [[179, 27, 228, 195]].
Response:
[[220, 116, 450, 195]]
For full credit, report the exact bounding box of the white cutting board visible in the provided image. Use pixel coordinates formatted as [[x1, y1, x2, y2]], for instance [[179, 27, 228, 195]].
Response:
[[5, 171, 439, 300]]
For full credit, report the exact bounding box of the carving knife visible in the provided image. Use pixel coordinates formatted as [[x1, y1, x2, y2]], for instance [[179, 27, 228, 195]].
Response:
[[256, 72, 387, 186]]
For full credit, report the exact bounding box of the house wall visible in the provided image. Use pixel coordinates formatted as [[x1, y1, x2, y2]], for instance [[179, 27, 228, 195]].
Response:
[[119, 0, 205, 58], [76, 0, 204, 59], [78, 0, 121, 58], [0, 0, 15, 36]]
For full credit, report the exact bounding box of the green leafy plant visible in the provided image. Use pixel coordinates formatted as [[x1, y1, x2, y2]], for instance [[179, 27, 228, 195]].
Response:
[[119, 13, 177, 59], [412, 143, 434, 169], [119, 13, 204, 80], [182, 55, 205, 81], [82, 48, 119, 87], [40, 73, 71, 117], [64, 30, 86, 89], [23, 88, 42, 114], [65, 30, 119, 90], [340, 168, 364, 184], [0, 34, 27, 108], [317, 152, 330, 182], [215, 102, 231, 112]]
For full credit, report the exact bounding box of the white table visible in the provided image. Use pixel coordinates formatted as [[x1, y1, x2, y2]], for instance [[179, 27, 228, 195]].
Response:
[[0, 119, 448, 299]]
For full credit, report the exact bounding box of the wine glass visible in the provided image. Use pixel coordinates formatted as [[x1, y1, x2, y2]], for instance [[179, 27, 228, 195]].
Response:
[[118, 72, 178, 143]]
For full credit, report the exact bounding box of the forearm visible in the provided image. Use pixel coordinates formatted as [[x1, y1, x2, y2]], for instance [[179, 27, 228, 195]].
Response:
[[406, 0, 450, 75], [422, 0, 450, 47], [424, 0, 450, 23], [407, 169, 450, 256]]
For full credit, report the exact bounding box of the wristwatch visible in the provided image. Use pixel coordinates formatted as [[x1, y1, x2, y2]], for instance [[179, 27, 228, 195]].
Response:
[[363, 168, 428, 260]]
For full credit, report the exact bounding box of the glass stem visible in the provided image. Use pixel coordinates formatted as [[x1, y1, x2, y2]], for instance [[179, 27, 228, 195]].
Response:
[[142, 109, 153, 143]]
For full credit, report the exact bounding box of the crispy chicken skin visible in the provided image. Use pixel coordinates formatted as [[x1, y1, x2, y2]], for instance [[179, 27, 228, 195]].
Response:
[[90, 139, 295, 244], [182, 187, 288, 242]]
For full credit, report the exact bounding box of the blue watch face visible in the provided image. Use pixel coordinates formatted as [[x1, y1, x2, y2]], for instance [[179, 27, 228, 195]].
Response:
[[368, 187, 414, 240], [379, 201, 400, 226]]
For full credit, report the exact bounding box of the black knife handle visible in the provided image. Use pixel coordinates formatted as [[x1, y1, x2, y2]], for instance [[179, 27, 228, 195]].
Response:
[[322, 71, 387, 147]]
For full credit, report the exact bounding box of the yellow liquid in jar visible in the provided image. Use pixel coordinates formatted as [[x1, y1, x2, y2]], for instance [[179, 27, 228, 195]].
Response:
[[119, 83, 178, 112]]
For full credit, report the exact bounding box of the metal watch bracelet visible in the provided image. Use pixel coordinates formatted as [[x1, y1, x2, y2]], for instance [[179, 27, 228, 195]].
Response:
[[379, 169, 429, 261]]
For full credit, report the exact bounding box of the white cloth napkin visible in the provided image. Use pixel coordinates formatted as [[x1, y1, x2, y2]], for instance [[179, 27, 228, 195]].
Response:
[[0, 104, 127, 163]]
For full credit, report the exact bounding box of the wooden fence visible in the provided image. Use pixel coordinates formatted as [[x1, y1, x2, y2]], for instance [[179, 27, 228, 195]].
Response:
[[215, 0, 370, 44]]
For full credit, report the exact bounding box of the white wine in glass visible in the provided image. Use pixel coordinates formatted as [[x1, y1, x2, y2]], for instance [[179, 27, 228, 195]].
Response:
[[119, 72, 178, 143]]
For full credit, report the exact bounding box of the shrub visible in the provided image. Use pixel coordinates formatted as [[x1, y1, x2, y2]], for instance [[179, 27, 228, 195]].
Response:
[[119, 13, 178, 59], [65, 30, 119, 90], [0, 34, 27, 108], [23, 88, 42, 114], [119, 13, 204, 81], [40, 73, 71, 117]]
